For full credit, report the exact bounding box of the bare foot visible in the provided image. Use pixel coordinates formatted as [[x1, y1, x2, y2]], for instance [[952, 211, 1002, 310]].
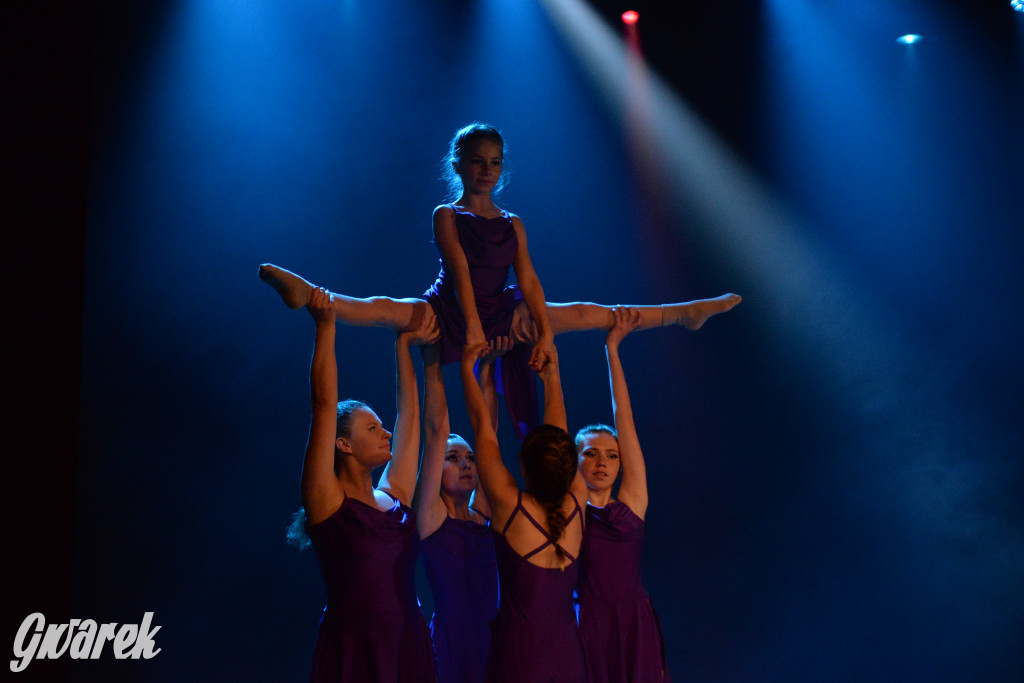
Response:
[[663, 293, 742, 330], [258, 264, 314, 310]]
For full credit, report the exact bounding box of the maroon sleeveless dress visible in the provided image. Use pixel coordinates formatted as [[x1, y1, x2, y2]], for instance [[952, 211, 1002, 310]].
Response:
[[577, 501, 670, 682], [423, 206, 538, 439], [421, 516, 499, 683], [483, 492, 587, 682], [306, 495, 435, 682]]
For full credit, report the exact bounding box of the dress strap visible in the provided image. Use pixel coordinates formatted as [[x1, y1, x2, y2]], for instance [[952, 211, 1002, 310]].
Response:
[[500, 490, 526, 536], [567, 492, 583, 525], [506, 491, 580, 563], [515, 498, 549, 537]]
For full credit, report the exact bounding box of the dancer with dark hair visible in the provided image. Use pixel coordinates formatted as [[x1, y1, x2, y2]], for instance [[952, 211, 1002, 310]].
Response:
[[260, 122, 741, 438], [575, 306, 670, 682], [414, 339, 507, 683], [289, 286, 435, 682], [460, 338, 588, 682]]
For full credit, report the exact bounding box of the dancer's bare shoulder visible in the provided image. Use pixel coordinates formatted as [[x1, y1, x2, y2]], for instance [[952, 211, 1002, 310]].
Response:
[[433, 204, 457, 218]]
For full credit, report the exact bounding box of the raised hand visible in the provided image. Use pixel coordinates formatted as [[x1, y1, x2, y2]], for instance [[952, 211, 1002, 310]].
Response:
[[529, 332, 556, 371], [535, 339, 560, 385], [482, 335, 513, 365], [606, 306, 641, 349], [307, 287, 336, 325], [402, 309, 441, 347]]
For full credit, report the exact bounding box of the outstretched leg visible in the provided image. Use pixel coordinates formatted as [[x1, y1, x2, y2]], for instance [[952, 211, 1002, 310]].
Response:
[[542, 294, 741, 336], [258, 263, 434, 335]]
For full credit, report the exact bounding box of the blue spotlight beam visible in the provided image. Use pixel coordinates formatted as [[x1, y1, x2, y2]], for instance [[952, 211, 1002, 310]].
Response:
[[542, 0, 1024, 677]]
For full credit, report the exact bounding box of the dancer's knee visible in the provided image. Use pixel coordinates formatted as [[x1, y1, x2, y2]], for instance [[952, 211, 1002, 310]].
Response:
[[358, 296, 403, 327]]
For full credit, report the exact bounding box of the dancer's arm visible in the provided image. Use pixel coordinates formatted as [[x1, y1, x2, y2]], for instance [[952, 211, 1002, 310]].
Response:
[[433, 205, 486, 348], [377, 332, 423, 508], [606, 307, 648, 519], [471, 337, 511, 520], [461, 344, 519, 523], [535, 342, 566, 432], [479, 336, 512, 433], [301, 288, 345, 524], [413, 343, 449, 538], [534, 342, 588, 503], [510, 216, 556, 370]]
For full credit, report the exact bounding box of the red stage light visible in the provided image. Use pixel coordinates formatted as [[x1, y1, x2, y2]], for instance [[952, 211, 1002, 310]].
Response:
[[621, 11, 639, 25]]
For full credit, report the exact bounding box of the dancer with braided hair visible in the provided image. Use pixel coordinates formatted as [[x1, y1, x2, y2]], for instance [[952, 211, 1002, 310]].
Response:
[[460, 338, 588, 682]]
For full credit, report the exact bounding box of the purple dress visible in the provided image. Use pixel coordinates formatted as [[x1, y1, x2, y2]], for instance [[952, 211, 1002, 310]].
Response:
[[577, 501, 670, 682], [307, 495, 435, 682], [423, 206, 538, 439], [484, 492, 587, 682], [421, 516, 499, 683]]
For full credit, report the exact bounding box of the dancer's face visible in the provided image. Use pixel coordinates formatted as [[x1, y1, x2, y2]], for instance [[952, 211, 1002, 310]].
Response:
[[455, 139, 503, 196], [337, 407, 392, 468], [577, 432, 620, 492], [441, 436, 478, 497]]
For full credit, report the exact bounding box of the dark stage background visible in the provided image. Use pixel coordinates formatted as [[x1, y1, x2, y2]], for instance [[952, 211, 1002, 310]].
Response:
[[9, 0, 1023, 681]]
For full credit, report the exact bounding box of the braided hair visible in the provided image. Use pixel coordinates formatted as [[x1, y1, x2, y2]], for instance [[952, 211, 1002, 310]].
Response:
[[518, 424, 577, 561]]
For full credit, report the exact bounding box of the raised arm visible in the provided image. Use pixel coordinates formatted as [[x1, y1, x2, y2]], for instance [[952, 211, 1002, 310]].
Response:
[[460, 344, 519, 522], [301, 288, 345, 525], [433, 205, 486, 348], [510, 215, 555, 370], [535, 342, 587, 503], [606, 307, 648, 519], [479, 336, 512, 433], [376, 332, 421, 507], [471, 337, 512, 520], [413, 342, 449, 538], [535, 342, 567, 432]]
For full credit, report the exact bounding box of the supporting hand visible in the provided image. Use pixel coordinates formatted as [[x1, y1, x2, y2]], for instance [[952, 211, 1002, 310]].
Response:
[[529, 332, 556, 371], [482, 336, 513, 365], [535, 340, 560, 385], [606, 306, 641, 350], [402, 310, 441, 347], [307, 287, 336, 325]]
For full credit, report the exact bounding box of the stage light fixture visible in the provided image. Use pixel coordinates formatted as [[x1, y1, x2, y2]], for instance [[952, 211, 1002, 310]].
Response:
[[1012, 0, 1023, 13], [896, 34, 924, 44], [621, 10, 639, 25]]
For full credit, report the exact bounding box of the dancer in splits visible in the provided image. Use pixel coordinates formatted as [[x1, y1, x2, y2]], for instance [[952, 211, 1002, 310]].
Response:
[[286, 287, 435, 681], [414, 339, 510, 683], [460, 338, 588, 682], [576, 306, 670, 682], [261, 122, 741, 436]]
